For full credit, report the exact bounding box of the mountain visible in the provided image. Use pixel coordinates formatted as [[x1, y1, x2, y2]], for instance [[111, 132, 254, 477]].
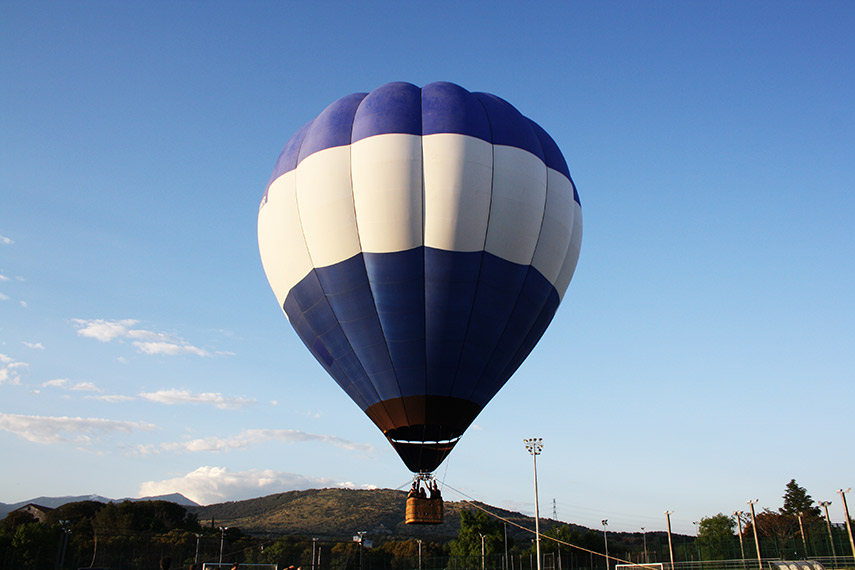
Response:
[[0, 492, 198, 518], [189, 487, 583, 541], [2, 487, 665, 548], [135, 492, 199, 507]]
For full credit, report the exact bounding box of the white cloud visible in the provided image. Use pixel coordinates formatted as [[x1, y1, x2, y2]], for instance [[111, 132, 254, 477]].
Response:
[[23, 342, 44, 350], [73, 318, 139, 342], [71, 381, 100, 392], [72, 318, 217, 357], [143, 428, 373, 454], [0, 412, 155, 445], [138, 466, 376, 505], [0, 274, 9, 281], [0, 235, 13, 245], [87, 394, 136, 403], [138, 388, 254, 410], [133, 341, 210, 357], [0, 354, 28, 385], [41, 378, 101, 392], [19, 300, 27, 308], [0, 293, 8, 301]]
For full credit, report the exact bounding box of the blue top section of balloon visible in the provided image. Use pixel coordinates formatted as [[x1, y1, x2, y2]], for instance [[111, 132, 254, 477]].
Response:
[[266, 81, 577, 204]]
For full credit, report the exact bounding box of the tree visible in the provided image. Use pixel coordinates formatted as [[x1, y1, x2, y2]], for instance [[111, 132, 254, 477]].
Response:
[[377, 539, 445, 570], [541, 525, 597, 555], [699, 514, 735, 541], [449, 510, 504, 558], [11, 521, 60, 568], [697, 513, 735, 560], [89, 500, 201, 536], [780, 479, 821, 517], [248, 536, 307, 568]]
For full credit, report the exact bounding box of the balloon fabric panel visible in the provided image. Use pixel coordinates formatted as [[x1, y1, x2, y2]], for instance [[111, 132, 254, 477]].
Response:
[[258, 82, 582, 473]]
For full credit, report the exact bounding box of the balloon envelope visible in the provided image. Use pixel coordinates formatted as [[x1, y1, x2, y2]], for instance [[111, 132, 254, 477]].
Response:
[[258, 82, 582, 473]]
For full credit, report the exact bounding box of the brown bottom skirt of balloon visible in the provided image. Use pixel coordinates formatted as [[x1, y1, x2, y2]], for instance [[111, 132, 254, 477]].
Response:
[[365, 395, 482, 472]]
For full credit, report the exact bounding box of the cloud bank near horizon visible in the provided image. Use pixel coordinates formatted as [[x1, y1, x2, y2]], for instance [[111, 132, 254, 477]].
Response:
[[139, 466, 377, 505], [135, 428, 374, 455], [0, 412, 155, 445]]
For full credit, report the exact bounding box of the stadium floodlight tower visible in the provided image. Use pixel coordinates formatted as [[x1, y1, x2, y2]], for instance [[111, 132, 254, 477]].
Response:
[[819, 501, 836, 562], [218, 526, 229, 565], [733, 511, 746, 567], [838, 488, 855, 559], [641, 527, 648, 564], [524, 438, 544, 570], [664, 511, 675, 570], [602, 520, 609, 570], [357, 531, 367, 570], [312, 537, 319, 570], [747, 500, 761, 569]]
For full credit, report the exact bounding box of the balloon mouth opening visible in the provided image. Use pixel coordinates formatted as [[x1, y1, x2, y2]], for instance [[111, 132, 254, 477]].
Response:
[[389, 436, 461, 446], [387, 437, 461, 473]]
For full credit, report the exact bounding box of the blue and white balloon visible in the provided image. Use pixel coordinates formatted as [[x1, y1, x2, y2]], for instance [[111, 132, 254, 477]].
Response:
[[258, 81, 582, 473]]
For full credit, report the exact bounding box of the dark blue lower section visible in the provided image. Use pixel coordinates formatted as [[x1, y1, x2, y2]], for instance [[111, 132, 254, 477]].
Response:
[[282, 247, 560, 416]]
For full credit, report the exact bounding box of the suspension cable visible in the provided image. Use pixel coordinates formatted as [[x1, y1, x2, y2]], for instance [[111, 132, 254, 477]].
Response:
[[441, 481, 662, 570]]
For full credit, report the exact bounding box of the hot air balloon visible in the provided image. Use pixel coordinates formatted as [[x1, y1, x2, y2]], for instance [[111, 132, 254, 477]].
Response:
[[258, 82, 582, 520]]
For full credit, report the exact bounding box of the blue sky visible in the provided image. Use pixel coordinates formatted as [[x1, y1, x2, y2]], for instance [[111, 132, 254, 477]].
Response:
[[1, 1, 853, 535]]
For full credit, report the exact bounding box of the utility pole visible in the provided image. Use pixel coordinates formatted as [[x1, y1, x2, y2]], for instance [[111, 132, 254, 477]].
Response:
[[819, 501, 836, 563], [747, 500, 761, 570], [505, 522, 509, 570], [838, 489, 855, 560], [665, 511, 675, 570], [733, 511, 746, 569]]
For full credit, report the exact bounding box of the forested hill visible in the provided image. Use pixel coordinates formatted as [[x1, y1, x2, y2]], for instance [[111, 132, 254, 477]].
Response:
[[189, 487, 585, 541]]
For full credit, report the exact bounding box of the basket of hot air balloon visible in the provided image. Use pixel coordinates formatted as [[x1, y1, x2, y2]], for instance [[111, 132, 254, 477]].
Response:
[[258, 82, 582, 524]]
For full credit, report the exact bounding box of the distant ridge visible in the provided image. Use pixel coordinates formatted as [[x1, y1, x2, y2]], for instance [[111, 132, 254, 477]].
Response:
[[0, 492, 199, 518], [189, 487, 582, 541], [2, 488, 673, 546], [2, 487, 684, 549]]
